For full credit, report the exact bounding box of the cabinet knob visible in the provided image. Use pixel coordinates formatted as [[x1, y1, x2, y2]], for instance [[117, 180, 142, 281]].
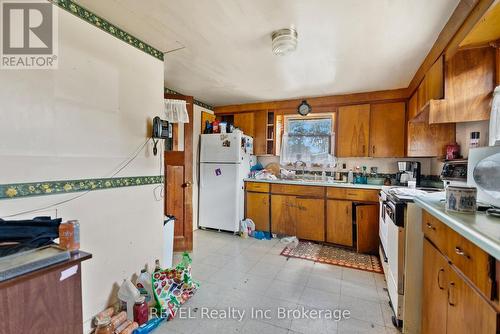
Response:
[[437, 268, 445, 290], [426, 223, 435, 230], [372, 146, 376, 154], [448, 282, 456, 306], [455, 247, 469, 259]]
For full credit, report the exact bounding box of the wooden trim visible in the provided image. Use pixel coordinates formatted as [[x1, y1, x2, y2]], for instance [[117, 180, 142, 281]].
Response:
[[214, 89, 407, 114], [407, 0, 495, 95]]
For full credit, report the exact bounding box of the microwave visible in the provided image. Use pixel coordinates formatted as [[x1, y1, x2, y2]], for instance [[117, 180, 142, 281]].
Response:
[[467, 146, 500, 208]]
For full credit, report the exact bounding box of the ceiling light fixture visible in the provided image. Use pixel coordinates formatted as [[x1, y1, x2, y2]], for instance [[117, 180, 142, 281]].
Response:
[[271, 28, 298, 56]]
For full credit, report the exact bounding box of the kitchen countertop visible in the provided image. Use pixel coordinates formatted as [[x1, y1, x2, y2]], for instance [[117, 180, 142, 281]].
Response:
[[244, 178, 384, 190], [414, 192, 500, 260]]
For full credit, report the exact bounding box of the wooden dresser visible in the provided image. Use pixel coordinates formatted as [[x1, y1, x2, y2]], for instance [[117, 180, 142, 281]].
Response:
[[0, 251, 92, 334]]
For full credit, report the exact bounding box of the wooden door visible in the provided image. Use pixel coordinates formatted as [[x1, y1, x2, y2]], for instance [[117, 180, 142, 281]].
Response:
[[234, 112, 255, 137], [370, 102, 405, 157], [337, 104, 370, 157], [271, 194, 296, 236], [355, 204, 379, 254], [165, 94, 193, 252], [421, 239, 448, 334], [253, 110, 267, 155], [295, 197, 325, 242], [446, 265, 498, 334], [326, 200, 353, 247], [246, 192, 270, 232], [201, 111, 215, 133]]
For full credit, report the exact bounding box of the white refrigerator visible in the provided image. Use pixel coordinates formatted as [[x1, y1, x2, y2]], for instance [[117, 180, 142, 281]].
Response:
[[198, 133, 253, 232]]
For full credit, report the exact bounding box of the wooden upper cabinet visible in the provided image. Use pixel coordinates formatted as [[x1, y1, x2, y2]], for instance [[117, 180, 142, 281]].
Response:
[[253, 110, 268, 155], [408, 121, 455, 157], [369, 102, 406, 157], [416, 56, 444, 115], [430, 47, 495, 123], [408, 92, 419, 120], [234, 112, 255, 137], [337, 104, 370, 157]]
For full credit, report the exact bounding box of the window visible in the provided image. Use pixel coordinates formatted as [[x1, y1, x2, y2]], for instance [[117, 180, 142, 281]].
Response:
[[280, 113, 335, 167]]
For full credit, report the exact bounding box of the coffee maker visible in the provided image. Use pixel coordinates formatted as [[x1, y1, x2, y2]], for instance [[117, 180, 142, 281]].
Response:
[[396, 161, 421, 186]]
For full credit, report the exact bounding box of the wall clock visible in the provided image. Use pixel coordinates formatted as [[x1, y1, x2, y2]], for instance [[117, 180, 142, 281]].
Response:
[[297, 100, 311, 116]]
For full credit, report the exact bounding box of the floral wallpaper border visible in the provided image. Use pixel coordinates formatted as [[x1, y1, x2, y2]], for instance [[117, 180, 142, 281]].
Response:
[[164, 87, 214, 111], [0, 175, 164, 200], [51, 0, 164, 61]]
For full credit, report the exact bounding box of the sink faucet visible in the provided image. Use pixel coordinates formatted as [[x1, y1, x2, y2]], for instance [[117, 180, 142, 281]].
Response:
[[294, 160, 306, 177]]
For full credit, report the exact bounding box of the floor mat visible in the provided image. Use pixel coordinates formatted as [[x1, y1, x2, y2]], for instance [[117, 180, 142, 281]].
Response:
[[280, 241, 383, 274]]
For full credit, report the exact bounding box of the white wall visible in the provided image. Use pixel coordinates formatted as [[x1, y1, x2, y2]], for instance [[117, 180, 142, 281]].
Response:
[[0, 7, 164, 332]]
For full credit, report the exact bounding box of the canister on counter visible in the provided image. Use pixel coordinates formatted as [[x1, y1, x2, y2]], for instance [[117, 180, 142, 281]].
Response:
[[445, 186, 477, 213]]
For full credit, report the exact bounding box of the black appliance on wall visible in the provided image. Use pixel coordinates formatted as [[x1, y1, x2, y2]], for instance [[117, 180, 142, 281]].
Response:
[[152, 116, 173, 154]]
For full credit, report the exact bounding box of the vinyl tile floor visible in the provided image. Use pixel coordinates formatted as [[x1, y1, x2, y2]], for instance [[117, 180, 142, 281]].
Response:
[[157, 229, 400, 334]]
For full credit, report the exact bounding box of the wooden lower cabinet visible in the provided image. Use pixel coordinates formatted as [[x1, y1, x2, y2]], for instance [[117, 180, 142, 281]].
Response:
[[355, 204, 379, 254], [271, 195, 295, 236], [422, 239, 449, 334], [245, 192, 270, 232], [270, 195, 324, 242], [326, 200, 353, 247], [295, 197, 325, 242], [422, 239, 498, 334]]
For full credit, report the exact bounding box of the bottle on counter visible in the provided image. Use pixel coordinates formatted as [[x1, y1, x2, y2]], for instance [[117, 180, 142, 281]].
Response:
[[347, 169, 354, 184], [133, 296, 149, 326], [58, 220, 80, 253], [95, 315, 114, 334], [153, 259, 161, 273]]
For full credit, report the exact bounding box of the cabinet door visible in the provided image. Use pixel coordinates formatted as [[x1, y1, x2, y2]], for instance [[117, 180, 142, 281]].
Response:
[[446, 265, 497, 334], [246, 192, 270, 232], [421, 239, 449, 334], [326, 200, 353, 246], [355, 204, 379, 254], [407, 122, 455, 157], [369, 102, 405, 157], [253, 110, 267, 155], [408, 92, 419, 120], [295, 197, 325, 242], [271, 195, 296, 236], [337, 104, 370, 157], [234, 112, 255, 137]]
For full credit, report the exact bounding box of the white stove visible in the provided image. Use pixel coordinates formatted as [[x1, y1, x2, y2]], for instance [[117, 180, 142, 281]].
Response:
[[379, 186, 443, 331]]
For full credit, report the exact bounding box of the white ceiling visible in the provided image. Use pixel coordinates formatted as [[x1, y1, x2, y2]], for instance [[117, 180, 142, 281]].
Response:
[[75, 0, 460, 106]]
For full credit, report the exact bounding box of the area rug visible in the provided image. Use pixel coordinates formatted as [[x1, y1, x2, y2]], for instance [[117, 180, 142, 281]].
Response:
[[280, 241, 383, 274]]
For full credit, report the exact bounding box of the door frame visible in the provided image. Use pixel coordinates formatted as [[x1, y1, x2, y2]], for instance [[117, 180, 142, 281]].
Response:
[[164, 93, 194, 252]]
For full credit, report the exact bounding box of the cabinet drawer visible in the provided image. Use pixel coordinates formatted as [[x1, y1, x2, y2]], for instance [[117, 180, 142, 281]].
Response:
[[326, 187, 347, 199], [271, 184, 324, 197], [344, 189, 379, 202], [245, 182, 269, 193], [422, 211, 449, 253], [447, 231, 493, 299], [423, 211, 494, 299]]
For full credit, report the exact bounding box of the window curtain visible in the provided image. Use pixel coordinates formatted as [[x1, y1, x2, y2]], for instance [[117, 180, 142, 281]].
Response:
[[280, 132, 336, 167], [164, 99, 189, 123]]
